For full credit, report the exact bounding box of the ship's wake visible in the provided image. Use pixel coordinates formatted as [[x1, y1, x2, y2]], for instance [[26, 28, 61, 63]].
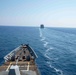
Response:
[[39, 28, 63, 75]]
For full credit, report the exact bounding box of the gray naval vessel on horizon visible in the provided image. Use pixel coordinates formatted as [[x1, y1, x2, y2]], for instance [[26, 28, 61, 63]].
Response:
[[40, 24, 44, 28], [0, 44, 41, 75]]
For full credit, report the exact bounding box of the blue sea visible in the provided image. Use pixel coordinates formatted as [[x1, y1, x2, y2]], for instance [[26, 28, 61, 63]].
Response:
[[0, 26, 76, 75]]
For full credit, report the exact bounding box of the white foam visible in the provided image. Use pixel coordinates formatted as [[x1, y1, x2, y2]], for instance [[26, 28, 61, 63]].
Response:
[[40, 32, 42, 37], [44, 53, 52, 60], [54, 68, 63, 75], [49, 64, 54, 68], [49, 64, 63, 75], [39, 28, 64, 75], [43, 41, 49, 47], [41, 37, 45, 41], [47, 62, 54, 69], [47, 61, 63, 75], [39, 28, 42, 37], [46, 61, 50, 64], [46, 47, 54, 52]]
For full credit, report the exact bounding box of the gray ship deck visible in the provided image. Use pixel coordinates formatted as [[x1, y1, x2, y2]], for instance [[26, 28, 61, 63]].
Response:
[[0, 44, 40, 75]]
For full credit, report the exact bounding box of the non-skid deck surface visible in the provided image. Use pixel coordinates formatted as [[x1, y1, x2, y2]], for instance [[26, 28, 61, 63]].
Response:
[[0, 45, 40, 75]]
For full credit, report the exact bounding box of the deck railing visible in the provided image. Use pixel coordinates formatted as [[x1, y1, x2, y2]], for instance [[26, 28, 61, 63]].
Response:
[[4, 45, 21, 62]]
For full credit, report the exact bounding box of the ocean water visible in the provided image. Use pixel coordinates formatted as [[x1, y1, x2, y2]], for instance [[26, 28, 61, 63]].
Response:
[[0, 26, 76, 75]]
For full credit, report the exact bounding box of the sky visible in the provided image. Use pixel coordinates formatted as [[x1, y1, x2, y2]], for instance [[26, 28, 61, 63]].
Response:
[[0, 0, 76, 27]]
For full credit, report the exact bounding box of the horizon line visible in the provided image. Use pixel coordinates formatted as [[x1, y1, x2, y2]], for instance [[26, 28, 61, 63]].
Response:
[[0, 25, 76, 28]]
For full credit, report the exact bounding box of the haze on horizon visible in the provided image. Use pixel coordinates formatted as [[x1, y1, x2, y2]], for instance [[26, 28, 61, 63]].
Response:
[[0, 0, 76, 28]]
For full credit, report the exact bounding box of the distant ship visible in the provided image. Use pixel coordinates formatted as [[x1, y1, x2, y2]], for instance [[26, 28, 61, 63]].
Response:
[[40, 24, 44, 28], [0, 44, 41, 75]]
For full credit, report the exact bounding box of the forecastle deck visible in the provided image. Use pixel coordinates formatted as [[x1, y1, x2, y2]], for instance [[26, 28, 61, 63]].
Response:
[[0, 44, 40, 75]]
